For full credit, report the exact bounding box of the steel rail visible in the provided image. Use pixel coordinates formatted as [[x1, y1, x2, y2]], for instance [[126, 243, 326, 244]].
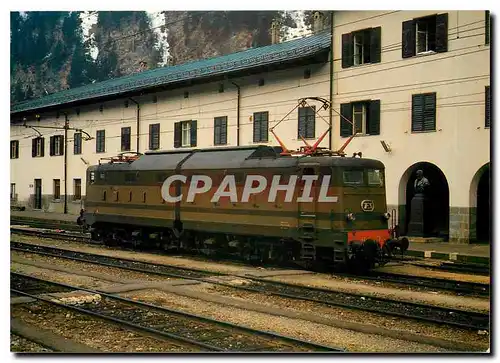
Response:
[[11, 272, 344, 352], [11, 241, 489, 331]]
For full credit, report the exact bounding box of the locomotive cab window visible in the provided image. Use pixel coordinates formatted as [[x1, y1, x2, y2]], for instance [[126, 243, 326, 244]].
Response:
[[343, 170, 364, 185], [367, 169, 384, 187]]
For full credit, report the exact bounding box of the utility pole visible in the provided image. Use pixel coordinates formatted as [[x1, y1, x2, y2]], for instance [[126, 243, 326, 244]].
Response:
[[64, 113, 69, 214]]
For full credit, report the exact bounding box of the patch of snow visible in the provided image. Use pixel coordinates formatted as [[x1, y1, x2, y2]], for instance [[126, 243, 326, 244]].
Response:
[[281, 11, 312, 42], [79, 11, 99, 60], [146, 12, 170, 67]]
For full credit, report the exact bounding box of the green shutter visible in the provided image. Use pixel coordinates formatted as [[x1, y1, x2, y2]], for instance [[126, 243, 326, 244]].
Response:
[[221, 117, 227, 144], [49, 136, 55, 156], [298, 108, 306, 138], [174, 122, 181, 148], [435, 13, 448, 53], [60, 136, 64, 155], [412, 94, 424, 132], [341, 33, 354, 68], [214, 118, 220, 145], [261, 112, 269, 142], [423, 93, 436, 131], [367, 100, 380, 135], [402, 20, 416, 58], [40, 137, 45, 157], [486, 11, 490, 45], [32, 139, 36, 157], [253, 113, 260, 142], [340, 103, 353, 137], [190, 120, 197, 147], [370, 27, 382, 64]]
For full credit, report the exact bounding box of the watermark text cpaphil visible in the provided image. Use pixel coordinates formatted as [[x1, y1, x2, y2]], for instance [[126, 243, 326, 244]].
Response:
[[161, 174, 339, 203]]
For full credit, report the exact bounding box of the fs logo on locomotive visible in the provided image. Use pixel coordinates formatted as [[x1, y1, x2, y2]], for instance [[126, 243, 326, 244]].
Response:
[[161, 174, 339, 204]]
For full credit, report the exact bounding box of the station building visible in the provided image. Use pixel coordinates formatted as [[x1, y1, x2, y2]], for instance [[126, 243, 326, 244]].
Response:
[[10, 10, 491, 244]]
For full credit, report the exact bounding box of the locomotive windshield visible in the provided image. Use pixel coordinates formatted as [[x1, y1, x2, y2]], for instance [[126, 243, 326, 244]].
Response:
[[368, 169, 384, 187], [343, 170, 364, 185], [342, 169, 385, 187]]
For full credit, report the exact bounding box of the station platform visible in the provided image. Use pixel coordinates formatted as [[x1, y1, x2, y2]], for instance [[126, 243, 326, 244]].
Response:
[[10, 209, 490, 265], [405, 241, 490, 265]]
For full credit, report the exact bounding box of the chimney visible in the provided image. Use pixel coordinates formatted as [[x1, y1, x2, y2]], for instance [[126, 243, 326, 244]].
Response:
[[312, 11, 325, 34], [271, 19, 280, 44]]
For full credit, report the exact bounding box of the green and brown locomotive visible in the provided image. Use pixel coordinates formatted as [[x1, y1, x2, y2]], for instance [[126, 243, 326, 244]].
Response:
[[81, 145, 408, 270]]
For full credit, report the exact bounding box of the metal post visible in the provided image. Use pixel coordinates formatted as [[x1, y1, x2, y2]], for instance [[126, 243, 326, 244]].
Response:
[[64, 114, 68, 214]]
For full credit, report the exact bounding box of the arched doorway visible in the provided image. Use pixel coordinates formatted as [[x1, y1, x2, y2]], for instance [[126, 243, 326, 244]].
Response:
[[398, 162, 450, 240], [470, 164, 491, 243]]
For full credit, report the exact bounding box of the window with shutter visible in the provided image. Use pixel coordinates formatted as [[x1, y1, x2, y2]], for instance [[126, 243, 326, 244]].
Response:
[[214, 116, 228, 145], [485, 86, 491, 128], [412, 92, 436, 132], [96, 130, 105, 153], [149, 123, 160, 150], [121, 127, 131, 151], [342, 28, 381, 68], [403, 14, 447, 58], [50, 135, 64, 156], [32, 137, 44, 157], [74, 133, 82, 154], [253, 112, 269, 142], [10, 140, 19, 159], [298, 107, 316, 139], [341, 100, 380, 136]]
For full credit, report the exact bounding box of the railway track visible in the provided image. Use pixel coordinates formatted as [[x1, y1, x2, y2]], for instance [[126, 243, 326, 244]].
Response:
[[10, 226, 491, 298], [11, 272, 343, 352], [11, 241, 490, 331], [337, 271, 489, 297], [407, 261, 490, 276]]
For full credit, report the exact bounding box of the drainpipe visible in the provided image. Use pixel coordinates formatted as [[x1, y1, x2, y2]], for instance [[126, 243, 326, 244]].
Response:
[[64, 113, 69, 214], [129, 98, 140, 152], [329, 11, 334, 151], [231, 82, 241, 146]]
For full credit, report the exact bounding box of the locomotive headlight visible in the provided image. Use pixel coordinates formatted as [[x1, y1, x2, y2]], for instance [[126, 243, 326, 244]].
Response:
[[346, 213, 356, 221], [383, 212, 391, 220]]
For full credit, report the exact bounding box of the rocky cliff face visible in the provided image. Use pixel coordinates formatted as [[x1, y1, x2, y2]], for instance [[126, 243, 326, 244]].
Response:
[[11, 11, 323, 105]]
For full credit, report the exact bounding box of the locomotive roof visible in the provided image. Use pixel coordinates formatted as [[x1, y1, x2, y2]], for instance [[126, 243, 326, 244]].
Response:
[[91, 145, 384, 172]]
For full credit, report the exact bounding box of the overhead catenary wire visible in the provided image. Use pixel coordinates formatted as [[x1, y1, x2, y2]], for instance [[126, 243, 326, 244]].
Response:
[[12, 97, 489, 152]]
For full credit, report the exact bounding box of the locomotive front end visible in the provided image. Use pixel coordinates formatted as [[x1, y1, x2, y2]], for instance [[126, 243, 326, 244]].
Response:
[[339, 165, 401, 268]]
